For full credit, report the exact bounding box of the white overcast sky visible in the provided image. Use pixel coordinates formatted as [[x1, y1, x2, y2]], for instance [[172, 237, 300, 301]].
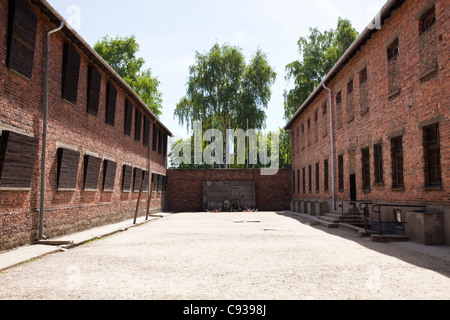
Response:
[[47, 0, 387, 140]]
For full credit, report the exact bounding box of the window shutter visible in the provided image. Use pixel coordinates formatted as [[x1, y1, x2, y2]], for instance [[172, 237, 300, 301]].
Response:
[[152, 125, 158, 151], [87, 66, 101, 117], [163, 134, 168, 157], [143, 117, 149, 146], [7, 0, 37, 78], [158, 129, 163, 154], [124, 100, 133, 136], [122, 164, 132, 192], [142, 171, 149, 192], [0, 131, 38, 189], [134, 109, 142, 142], [102, 160, 117, 191], [133, 168, 142, 192], [57, 148, 80, 190], [105, 82, 117, 127], [62, 43, 81, 104], [83, 155, 101, 190]]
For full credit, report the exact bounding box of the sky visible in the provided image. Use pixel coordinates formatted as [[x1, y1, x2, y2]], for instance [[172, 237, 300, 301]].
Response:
[[47, 0, 387, 141]]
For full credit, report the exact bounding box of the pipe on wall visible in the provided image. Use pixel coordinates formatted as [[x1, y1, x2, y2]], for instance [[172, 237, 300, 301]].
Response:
[[39, 22, 65, 240], [322, 82, 336, 212]]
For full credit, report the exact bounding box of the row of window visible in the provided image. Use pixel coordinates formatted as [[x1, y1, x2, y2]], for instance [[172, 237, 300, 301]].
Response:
[[291, 5, 438, 152], [292, 122, 442, 194], [6, 0, 168, 157]]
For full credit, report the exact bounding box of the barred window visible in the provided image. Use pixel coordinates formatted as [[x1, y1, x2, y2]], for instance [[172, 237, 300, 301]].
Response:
[[374, 144, 383, 183], [391, 136, 404, 188], [315, 162, 320, 192], [419, 6, 436, 35], [347, 79, 354, 95], [359, 67, 368, 84], [338, 154, 344, 191], [387, 39, 399, 61], [308, 165, 312, 193], [423, 124, 441, 187], [297, 169, 300, 194], [361, 148, 371, 190], [302, 167, 306, 194], [324, 159, 329, 192]]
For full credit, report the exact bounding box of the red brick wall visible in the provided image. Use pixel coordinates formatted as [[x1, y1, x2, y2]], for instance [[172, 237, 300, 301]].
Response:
[[289, 0, 449, 208], [0, 0, 169, 251], [166, 169, 291, 212]]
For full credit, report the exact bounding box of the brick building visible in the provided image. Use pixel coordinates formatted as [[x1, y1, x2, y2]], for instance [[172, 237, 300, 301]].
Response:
[[285, 0, 449, 244], [0, 0, 172, 251]]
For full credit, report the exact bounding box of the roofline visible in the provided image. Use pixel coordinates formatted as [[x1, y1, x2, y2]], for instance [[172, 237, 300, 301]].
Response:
[[284, 0, 404, 131], [31, 0, 173, 137]]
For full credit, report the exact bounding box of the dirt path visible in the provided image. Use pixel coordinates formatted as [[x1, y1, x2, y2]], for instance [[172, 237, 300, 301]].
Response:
[[1, 212, 449, 300]]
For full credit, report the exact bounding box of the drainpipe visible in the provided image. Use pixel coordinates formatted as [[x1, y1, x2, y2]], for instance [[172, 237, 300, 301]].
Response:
[[322, 82, 336, 212], [39, 22, 64, 240]]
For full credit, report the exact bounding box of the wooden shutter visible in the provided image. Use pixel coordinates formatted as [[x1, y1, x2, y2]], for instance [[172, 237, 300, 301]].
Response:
[[163, 133, 168, 157], [105, 82, 117, 127], [142, 171, 149, 192], [0, 131, 38, 189], [57, 148, 80, 190], [87, 66, 101, 117], [102, 160, 117, 191], [124, 100, 133, 136], [7, 0, 37, 78], [62, 43, 81, 104], [152, 125, 158, 151], [83, 155, 101, 190], [134, 109, 142, 142], [133, 168, 142, 192], [143, 117, 149, 146], [122, 164, 132, 192], [158, 129, 163, 154]]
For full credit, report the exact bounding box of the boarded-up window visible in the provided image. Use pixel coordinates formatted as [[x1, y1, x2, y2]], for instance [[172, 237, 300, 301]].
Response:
[[0, 131, 38, 189], [143, 117, 150, 146], [315, 162, 320, 192], [387, 38, 399, 61], [134, 109, 142, 142], [302, 167, 306, 194], [7, 0, 37, 78], [158, 129, 163, 154], [83, 155, 101, 190], [87, 66, 101, 117], [152, 173, 158, 193], [142, 171, 149, 192], [152, 125, 158, 151], [122, 164, 132, 192], [361, 148, 371, 190], [297, 169, 300, 194], [324, 159, 329, 192], [124, 99, 133, 136], [423, 124, 441, 187], [163, 133, 168, 157], [105, 82, 117, 127], [102, 160, 116, 191], [62, 43, 81, 105], [336, 91, 342, 128], [374, 144, 383, 183], [338, 154, 344, 191], [57, 148, 80, 190], [133, 168, 142, 192]]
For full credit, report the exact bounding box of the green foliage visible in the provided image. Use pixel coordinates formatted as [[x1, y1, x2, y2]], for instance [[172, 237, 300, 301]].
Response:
[[94, 35, 163, 117], [284, 18, 358, 121]]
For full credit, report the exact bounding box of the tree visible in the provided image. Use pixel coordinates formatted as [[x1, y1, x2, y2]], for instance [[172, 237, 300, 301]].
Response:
[[284, 18, 358, 120], [174, 43, 277, 166], [94, 35, 163, 117]]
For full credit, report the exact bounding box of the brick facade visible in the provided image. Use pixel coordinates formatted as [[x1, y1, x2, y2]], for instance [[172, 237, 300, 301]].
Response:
[[166, 169, 291, 213], [0, 0, 171, 251], [285, 0, 450, 244]]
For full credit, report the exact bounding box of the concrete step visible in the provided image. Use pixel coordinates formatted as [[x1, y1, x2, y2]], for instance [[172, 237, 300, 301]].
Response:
[[370, 234, 410, 243], [316, 217, 339, 229]]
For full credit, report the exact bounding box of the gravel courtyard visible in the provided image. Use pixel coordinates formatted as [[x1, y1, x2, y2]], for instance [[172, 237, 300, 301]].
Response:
[[1, 211, 449, 300]]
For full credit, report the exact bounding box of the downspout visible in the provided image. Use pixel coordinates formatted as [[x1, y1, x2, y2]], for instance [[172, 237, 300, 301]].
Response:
[[39, 22, 64, 240], [322, 82, 336, 212]]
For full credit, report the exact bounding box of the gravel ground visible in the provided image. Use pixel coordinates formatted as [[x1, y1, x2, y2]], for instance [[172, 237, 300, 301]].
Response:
[[1, 211, 449, 300]]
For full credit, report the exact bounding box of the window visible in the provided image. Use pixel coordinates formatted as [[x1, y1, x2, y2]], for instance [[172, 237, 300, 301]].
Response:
[[105, 82, 117, 127], [419, 6, 436, 35], [302, 167, 306, 194], [315, 162, 320, 192], [347, 79, 354, 95], [359, 67, 368, 84], [135, 109, 142, 142], [336, 91, 342, 128], [322, 101, 328, 137], [308, 165, 312, 193], [297, 170, 300, 194], [133, 168, 142, 192], [301, 124, 305, 150], [307, 118, 311, 146], [62, 43, 81, 104], [423, 124, 441, 187], [387, 39, 399, 61], [0, 131, 38, 189], [163, 133, 168, 157], [121, 165, 132, 192], [151, 173, 158, 193], [152, 125, 158, 151], [124, 99, 133, 136], [292, 171, 296, 194], [143, 117, 150, 146], [374, 144, 383, 183], [324, 159, 329, 192], [336, 91, 342, 104], [87, 66, 101, 117], [57, 148, 80, 190], [142, 171, 149, 192], [314, 110, 319, 142], [361, 148, 371, 190], [338, 154, 344, 191], [391, 136, 404, 188], [83, 155, 101, 190], [7, 0, 37, 78], [158, 129, 163, 154], [102, 160, 117, 191]]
